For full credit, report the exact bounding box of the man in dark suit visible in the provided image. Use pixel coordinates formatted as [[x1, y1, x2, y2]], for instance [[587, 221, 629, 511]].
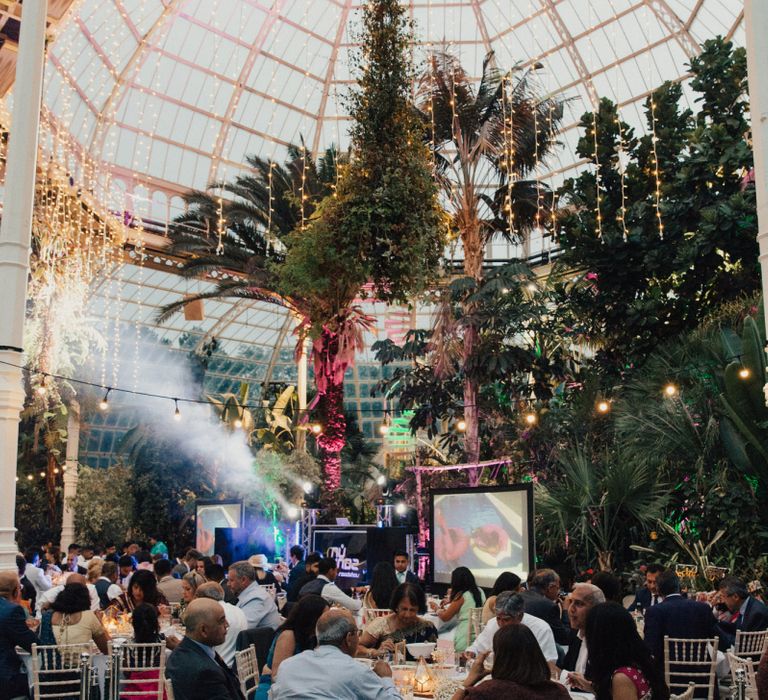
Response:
[[166, 598, 245, 700], [520, 569, 570, 645], [393, 551, 419, 585], [644, 570, 718, 668], [716, 576, 768, 648], [629, 563, 665, 612], [0, 571, 39, 698], [287, 552, 321, 603]]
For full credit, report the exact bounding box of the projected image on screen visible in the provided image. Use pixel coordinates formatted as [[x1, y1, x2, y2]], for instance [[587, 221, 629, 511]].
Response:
[[432, 487, 533, 589]]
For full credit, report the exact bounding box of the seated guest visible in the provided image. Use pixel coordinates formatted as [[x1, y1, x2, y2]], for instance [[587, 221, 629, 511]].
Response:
[[86, 559, 103, 585], [227, 561, 281, 630], [195, 582, 248, 668], [181, 571, 206, 610], [299, 557, 362, 613], [358, 583, 438, 661], [591, 571, 623, 604], [94, 561, 122, 609], [149, 536, 168, 558], [629, 564, 665, 613], [0, 571, 39, 699], [109, 569, 169, 614], [452, 624, 570, 700], [156, 558, 184, 604], [520, 569, 570, 646], [203, 563, 236, 604], [481, 571, 522, 624], [48, 581, 110, 654], [271, 608, 400, 699], [715, 576, 768, 647], [429, 566, 485, 653], [165, 598, 245, 700], [363, 563, 399, 610], [125, 603, 179, 700], [17, 554, 36, 613], [393, 551, 418, 585], [465, 591, 557, 673], [118, 554, 137, 588], [286, 553, 321, 603], [562, 583, 606, 673], [36, 572, 100, 614], [23, 547, 52, 598], [172, 549, 203, 579], [568, 602, 669, 700], [256, 594, 329, 699], [248, 554, 282, 590]]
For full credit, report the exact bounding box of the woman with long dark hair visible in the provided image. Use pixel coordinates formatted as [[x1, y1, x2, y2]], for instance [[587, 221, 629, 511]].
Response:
[[109, 569, 169, 614], [255, 594, 329, 699], [482, 571, 522, 623], [49, 582, 111, 655], [429, 566, 485, 652], [576, 602, 669, 700], [363, 562, 399, 610], [453, 623, 569, 699]]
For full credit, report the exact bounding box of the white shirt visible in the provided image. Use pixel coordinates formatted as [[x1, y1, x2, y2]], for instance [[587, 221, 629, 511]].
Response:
[[466, 613, 557, 662], [318, 576, 362, 612], [36, 582, 100, 615], [23, 564, 52, 596], [272, 644, 400, 699], [575, 631, 589, 674], [97, 576, 123, 602], [215, 601, 248, 667], [395, 571, 407, 585]]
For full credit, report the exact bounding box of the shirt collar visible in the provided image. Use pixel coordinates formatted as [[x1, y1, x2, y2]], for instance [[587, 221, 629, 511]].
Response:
[[739, 597, 750, 616], [188, 637, 215, 660]]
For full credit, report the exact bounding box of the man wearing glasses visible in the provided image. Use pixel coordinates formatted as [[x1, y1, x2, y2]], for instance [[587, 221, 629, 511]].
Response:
[[464, 591, 558, 675]]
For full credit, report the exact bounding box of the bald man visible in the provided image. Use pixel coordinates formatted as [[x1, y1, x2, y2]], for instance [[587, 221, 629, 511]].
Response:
[[166, 598, 245, 700], [272, 608, 400, 699], [36, 571, 100, 614], [0, 571, 39, 698]]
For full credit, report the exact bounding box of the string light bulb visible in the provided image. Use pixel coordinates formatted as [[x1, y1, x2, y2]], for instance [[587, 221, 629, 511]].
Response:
[[525, 412, 538, 426], [99, 388, 111, 411], [456, 419, 467, 432], [311, 423, 322, 435], [27, 474, 33, 481], [173, 399, 181, 421], [596, 400, 610, 414], [36, 377, 48, 396], [376, 474, 387, 486], [738, 367, 751, 380], [663, 384, 678, 397], [39, 471, 46, 478], [379, 423, 390, 435]]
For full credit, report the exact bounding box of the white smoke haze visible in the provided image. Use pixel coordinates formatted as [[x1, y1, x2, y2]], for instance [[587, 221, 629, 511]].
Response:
[[87, 328, 296, 513]]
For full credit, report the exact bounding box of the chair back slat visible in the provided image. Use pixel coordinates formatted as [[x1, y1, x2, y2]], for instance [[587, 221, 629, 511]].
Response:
[[468, 608, 485, 646], [734, 630, 768, 661], [31, 642, 93, 700], [108, 640, 167, 700], [361, 608, 391, 626], [164, 677, 175, 700], [663, 636, 719, 700], [234, 646, 259, 699]]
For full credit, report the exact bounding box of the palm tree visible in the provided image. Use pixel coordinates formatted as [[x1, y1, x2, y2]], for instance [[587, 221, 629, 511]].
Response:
[[415, 51, 564, 472]]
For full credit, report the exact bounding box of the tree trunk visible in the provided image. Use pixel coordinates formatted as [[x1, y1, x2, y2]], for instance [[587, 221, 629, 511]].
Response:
[[317, 377, 346, 512], [463, 231, 483, 484]]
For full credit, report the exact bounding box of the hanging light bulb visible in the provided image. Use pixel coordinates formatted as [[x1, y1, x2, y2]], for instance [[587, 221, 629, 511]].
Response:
[[663, 383, 678, 397], [596, 400, 610, 414], [26, 474, 33, 481], [36, 376, 48, 396], [174, 399, 181, 421], [376, 474, 387, 486], [738, 367, 751, 380], [234, 409, 243, 429], [379, 423, 390, 435], [39, 471, 46, 478], [525, 412, 538, 426], [99, 388, 111, 410], [53, 467, 59, 474], [456, 419, 467, 432], [311, 423, 322, 435]]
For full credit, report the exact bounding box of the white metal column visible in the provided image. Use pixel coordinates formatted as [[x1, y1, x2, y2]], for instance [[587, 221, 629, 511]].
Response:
[[0, 0, 49, 570], [60, 401, 81, 549], [745, 0, 768, 403]]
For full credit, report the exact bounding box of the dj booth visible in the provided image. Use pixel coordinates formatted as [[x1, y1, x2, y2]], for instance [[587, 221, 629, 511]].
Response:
[[214, 523, 417, 591]]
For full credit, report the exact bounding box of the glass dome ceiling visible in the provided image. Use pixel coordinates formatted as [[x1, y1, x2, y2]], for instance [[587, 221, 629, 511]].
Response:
[[29, 0, 746, 460]]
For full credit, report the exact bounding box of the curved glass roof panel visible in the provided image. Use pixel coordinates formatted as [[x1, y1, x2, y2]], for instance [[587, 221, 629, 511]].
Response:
[[43, 0, 745, 199]]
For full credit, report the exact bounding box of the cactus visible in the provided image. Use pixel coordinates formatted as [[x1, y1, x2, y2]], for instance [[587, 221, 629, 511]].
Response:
[[719, 309, 768, 492]]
